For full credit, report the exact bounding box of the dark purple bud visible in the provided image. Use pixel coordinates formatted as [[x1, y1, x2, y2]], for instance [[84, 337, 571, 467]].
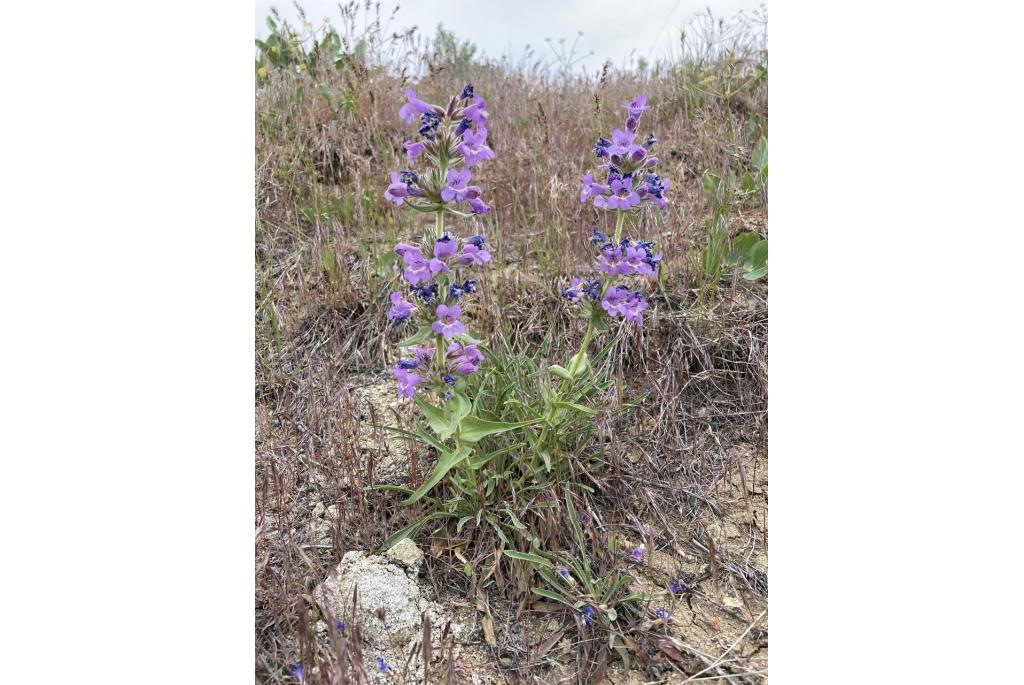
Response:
[[460, 83, 474, 100], [455, 117, 472, 137], [443, 373, 456, 386], [467, 234, 485, 248], [626, 115, 639, 132], [644, 133, 658, 148], [593, 137, 612, 158]]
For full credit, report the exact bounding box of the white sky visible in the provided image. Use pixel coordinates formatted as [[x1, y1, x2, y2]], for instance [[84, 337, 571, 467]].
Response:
[[255, 0, 766, 73]]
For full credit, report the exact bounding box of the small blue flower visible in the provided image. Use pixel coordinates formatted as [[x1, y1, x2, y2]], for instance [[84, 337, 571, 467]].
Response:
[[413, 283, 439, 304], [397, 359, 418, 370], [399, 169, 420, 186], [670, 579, 687, 594], [655, 608, 672, 623], [590, 228, 608, 245], [376, 656, 390, 673], [443, 373, 456, 386], [580, 605, 594, 627], [460, 83, 474, 100], [467, 235, 486, 248], [455, 117, 472, 137], [630, 544, 645, 563], [593, 137, 612, 158], [335, 619, 345, 634], [292, 663, 303, 681], [644, 133, 658, 148]]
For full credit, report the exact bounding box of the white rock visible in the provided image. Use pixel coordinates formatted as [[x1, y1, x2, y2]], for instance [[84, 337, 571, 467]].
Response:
[[385, 538, 425, 569]]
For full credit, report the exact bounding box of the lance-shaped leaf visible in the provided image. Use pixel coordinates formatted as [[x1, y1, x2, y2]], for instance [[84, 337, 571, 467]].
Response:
[[404, 445, 472, 503], [459, 415, 542, 444], [414, 394, 448, 436], [397, 325, 433, 347]]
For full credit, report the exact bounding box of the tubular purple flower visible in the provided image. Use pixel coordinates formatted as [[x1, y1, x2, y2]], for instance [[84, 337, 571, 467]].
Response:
[[433, 233, 458, 260], [601, 285, 632, 317], [621, 292, 648, 325], [441, 168, 481, 204], [401, 247, 433, 285], [597, 247, 623, 275], [468, 197, 491, 215], [462, 94, 489, 127], [458, 128, 495, 167], [388, 292, 416, 321], [563, 277, 585, 302], [629, 544, 645, 563], [429, 258, 450, 276], [384, 171, 409, 206], [394, 242, 418, 259], [403, 140, 424, 163], [455, 243, 492, 266], [605, 178, 641, 210], [619, 246, 656, 276], [408, 345, 435, 366], [393, 366, 423, 398], [580, 172, 609, 204], [432, 304, 466, 339], [447, 341, 484, 376], [398, 88, 435, 124]]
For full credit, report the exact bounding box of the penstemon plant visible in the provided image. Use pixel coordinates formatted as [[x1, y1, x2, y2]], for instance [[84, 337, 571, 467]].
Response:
[[381, 84, 540, 518]]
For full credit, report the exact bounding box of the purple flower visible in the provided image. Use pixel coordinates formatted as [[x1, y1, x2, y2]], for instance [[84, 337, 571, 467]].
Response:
[[468, 197, 492, 215], [600, 177, 641, 211], [644, 133, 658, 148], [408, 345, 435, 366], [655, 608, 672, 623], [434, 233, 459, 260], [607, 128, 646, 166], [400, 246, 431, 284], [580, 172, 609, 204], [447, 341, 484, 375], [393, 366, 423, 398], [335, 619, 346, 634], [441, 168, 482, 204], [459, 128, 495, 166], [388, 292, 416, 321], [601, 285, 632, 316], [590, 228, 608, 244], [593, 137, 612, 158], [455, 117, 472, 137], [597, 247, 623, 275], [462, 94, 489, 127], [621, 293, 648, 325], [670, 579, 687, 594], [376, 656, 390, 674], [398, 88, 434, 123], [449, 279, 476, 299], [580, 606, 594, 628], [292, 664, 303, 681], [394, 242, 418, 259], [384, 171, 410, 206], [467, 234, 486, 248], [620, 246, 656, 277], [403, 140, 424, 163], [556, 565, 573, 582], [432, 304, 466, 339], [639, 174, 670, 209], [563, 277, 585, 302], [455, 243, 492, 266], [459, 83, 474, 100], [625, 95, 651, 118], [629, 544, 645, 563]]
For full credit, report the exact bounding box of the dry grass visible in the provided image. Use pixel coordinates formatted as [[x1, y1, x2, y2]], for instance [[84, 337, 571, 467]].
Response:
[[256, 4, 767, 682]]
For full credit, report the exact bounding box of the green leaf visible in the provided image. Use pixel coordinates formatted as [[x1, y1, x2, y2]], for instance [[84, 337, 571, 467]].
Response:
[[397, 325, 432, 347], [740, 171, 756, 192], [448, 391, 472, 428], [703, 171, 721, 200], [554, 401, 597, 415], [404, 445, 471, 503], [531, 587, 576, 608], [381, 512, 452, 549], [751, 136, 768, 171], [504, 550, 552, 567], [459, 416, 540, 444], [414, 395, 448, 436]]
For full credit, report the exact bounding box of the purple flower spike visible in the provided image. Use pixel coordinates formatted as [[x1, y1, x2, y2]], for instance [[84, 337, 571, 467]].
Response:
[[455, 243, 492, 266], [393, 366, 422, 398], [432, 304, 466, 339], [398, 88, 434, 123], [459, 128, 495, 167], [434, 233, 459, 260], [403, 140, 424, 163], [388, 292, 416, 321]]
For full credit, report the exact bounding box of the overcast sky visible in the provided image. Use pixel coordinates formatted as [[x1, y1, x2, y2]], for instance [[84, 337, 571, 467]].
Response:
[[255, 0, 766, 73]]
